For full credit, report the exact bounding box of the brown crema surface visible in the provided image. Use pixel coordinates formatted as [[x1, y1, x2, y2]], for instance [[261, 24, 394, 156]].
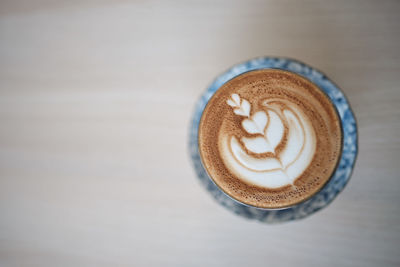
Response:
[[198, 69, 342, 209]]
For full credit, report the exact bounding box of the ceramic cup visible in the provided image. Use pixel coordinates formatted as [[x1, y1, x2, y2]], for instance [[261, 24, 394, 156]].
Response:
[[189, 57, 357, 223]]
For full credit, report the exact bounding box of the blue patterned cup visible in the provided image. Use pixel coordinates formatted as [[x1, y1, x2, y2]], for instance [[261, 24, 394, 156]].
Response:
[[189, 57, 357, 223]]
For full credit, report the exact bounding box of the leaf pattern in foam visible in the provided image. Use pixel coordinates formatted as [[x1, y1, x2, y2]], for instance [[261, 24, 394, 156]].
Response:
[[265, 110, 284, 151], [279, 109, 304, 167]]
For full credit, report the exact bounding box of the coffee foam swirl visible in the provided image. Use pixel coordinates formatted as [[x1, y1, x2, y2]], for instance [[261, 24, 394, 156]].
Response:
[[220, 94, 316, 188], [198, 69, 342, 208]]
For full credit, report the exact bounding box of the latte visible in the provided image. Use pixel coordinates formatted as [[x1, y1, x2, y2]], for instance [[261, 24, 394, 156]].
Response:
[[198, 69, 342, 209]]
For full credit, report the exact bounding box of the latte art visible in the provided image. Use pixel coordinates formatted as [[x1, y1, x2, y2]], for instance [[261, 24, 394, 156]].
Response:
[[221, 94, 316, 188], [198, 69, 342, 208]]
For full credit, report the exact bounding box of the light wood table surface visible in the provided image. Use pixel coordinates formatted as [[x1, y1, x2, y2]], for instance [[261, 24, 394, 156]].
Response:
[[0, 1, 399, 266]]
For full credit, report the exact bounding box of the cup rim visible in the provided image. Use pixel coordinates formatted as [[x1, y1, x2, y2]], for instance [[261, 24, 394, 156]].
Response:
[[189, 56, 358, 221], [197, 68, 345, 210]]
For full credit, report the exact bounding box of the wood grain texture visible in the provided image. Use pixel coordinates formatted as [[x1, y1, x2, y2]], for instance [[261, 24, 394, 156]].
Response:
[[0, 1, 399, 266]]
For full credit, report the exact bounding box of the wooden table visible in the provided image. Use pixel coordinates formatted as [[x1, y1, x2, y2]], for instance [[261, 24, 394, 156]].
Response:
[[1, 1, 399, 266]]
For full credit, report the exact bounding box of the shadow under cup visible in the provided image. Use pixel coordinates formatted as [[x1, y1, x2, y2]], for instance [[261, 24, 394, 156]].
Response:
[[189, 57, 358, 223]]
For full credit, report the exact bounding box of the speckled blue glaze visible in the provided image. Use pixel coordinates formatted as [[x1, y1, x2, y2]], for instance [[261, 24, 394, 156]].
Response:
[[189, 57, 358, 223]]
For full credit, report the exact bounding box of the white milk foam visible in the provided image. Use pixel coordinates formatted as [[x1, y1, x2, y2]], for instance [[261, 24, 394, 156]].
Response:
[[221, 94, 316, 188]]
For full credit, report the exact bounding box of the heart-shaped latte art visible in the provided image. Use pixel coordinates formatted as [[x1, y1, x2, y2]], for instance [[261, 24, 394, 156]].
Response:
[[241, 111, 267, 135]]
